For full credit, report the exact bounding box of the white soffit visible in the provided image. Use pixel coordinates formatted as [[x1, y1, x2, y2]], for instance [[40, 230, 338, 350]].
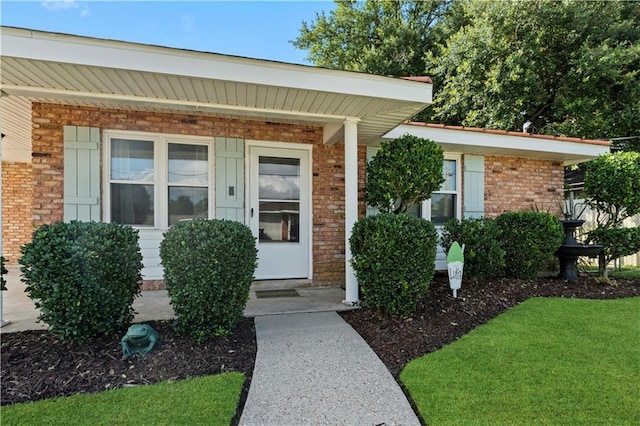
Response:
[[0, 95, 31, 163], [0, 27, 432, 145], [385, 124, 610, 165]]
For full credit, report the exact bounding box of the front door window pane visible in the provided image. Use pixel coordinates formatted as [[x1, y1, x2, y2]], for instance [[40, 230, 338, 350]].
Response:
[[259, 157, 300, 200], [168, 143, 208, 185], [259, 157, 300, 242], [111, 183, 154, 225], [259, 202, 299, 242], [168, 187, 208, 225]]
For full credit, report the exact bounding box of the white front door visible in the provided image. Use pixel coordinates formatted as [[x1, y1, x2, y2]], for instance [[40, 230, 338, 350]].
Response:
[[248, 144, 311, 279]]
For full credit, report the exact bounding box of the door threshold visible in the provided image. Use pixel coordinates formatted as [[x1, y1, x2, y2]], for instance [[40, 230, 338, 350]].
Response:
[[251, 279, 312, 291]]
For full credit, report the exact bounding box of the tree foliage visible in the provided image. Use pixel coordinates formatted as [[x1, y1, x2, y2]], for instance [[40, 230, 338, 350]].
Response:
[[427, 0, 640, 140], [584, 152, 640, 276], [584, 152, 640, 229], [293, 0, 451, 76], [365, 134, 444, 214], [295, 0, 640, 142]]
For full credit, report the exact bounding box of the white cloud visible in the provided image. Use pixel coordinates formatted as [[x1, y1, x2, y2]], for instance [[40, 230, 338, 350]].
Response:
[[41, 0, 78, 11], [180, 14, 195, 34], [41, 0, 89, 17]]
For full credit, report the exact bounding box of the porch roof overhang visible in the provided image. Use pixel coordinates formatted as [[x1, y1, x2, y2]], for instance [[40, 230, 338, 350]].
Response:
[[384, 123, 611, 165], [0, 26, 433, 162]]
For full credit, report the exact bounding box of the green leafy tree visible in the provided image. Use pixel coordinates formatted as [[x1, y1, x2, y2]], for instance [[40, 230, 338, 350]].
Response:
[[427, 0, 640, 140], [295, 1, 640, 140], [293, 0, 451, 77], [365, 134, 444, 214], [584, 152, 640, 276]]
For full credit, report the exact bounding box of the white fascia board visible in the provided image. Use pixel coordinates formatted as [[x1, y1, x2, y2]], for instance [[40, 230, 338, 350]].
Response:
[[384, 124, 609, 160], [1, 28, 432, 105]]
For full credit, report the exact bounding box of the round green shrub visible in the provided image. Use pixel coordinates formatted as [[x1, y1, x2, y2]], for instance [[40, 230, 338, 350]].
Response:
[[441, 217, 506, 279], [159, 219, 257, 342], [495, 211, 563, 279], [365, 135, 444, 214], [19, 222, 143, 343], [349, 213, 437, 316]]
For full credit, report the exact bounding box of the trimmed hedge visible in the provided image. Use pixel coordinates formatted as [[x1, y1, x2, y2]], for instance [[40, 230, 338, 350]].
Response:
[[350, 213, 437, 315], [441, 218, 506, 279], [496, 211, 563, 279], [19, 222, 143, 343], [159, 219, 257, 342]]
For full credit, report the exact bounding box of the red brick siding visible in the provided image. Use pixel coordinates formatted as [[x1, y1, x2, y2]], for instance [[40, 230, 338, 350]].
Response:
[[2, 161, 33, 264], [31, 103, 357, 287], [484, 155, 564, 217]]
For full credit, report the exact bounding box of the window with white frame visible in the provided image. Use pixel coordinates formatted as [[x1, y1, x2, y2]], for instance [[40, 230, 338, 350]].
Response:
[[105, 131, 213, 228], [407, 155, 461, 225]]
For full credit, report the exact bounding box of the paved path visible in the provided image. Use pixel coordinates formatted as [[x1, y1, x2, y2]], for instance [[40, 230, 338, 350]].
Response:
[[239, 311, 420, 426]]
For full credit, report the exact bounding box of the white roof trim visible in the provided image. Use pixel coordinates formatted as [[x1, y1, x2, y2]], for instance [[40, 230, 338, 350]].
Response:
[[2, 27, 432, 104], [385, 124, 610, 165]]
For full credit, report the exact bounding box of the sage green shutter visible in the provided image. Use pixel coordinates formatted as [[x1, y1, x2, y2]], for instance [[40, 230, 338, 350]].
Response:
[[366, 146, 380, 217], [64, 126, 101, 222], [463, 154, 485, 218], [215, 137, 245, 222]]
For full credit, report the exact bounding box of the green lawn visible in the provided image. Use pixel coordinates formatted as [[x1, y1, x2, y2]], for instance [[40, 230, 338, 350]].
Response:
[[401, 297, 640, 425], [1, 373, 244, 426]]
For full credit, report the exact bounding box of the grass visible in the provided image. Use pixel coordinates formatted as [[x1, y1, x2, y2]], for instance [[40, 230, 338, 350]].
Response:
[[1, 373, 244, 426], [610, 269, 640, 279], [401, 297, 640, 425]]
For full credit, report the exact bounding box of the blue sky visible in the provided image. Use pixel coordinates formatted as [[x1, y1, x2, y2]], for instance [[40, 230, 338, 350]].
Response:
[[0, 0, 336, 64]]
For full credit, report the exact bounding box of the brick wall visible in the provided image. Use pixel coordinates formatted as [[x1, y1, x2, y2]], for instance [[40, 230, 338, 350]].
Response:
[[484, 155, 564, 217], [31, 103, 360, 287], [2, 161, 33, 264]]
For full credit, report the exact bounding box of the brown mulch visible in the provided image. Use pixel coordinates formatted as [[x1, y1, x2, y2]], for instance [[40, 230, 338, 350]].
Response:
[[1, 319, 256, 407], [1, 273, 638, 409]]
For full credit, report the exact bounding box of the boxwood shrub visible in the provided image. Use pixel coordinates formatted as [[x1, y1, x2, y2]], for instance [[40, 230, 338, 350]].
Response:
[[349, 213, 437, 316], [19, 221, 143, 343], [441, 217, 506, 279], [496, 211, 563, 279], [159, 219, 257, 342]]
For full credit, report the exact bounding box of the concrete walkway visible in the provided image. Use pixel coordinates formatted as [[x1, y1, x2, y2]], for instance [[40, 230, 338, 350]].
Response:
[[240, 312, 420, 426]]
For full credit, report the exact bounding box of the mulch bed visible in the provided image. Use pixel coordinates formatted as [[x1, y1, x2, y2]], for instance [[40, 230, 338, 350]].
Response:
[[1, 319, 256, 406], [2, 273, 638, 410]]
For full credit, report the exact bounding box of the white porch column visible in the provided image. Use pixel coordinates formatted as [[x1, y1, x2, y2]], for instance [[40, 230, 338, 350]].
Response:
[[0, 133, 8, 327], [343, 118, 360, 305]]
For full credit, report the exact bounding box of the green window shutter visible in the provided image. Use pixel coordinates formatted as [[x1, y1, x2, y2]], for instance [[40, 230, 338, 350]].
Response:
[[64, 126, 101, 222], [463, 154, 485, 218], [215, 137, 245, 222], [366, 146, 380, 217]]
